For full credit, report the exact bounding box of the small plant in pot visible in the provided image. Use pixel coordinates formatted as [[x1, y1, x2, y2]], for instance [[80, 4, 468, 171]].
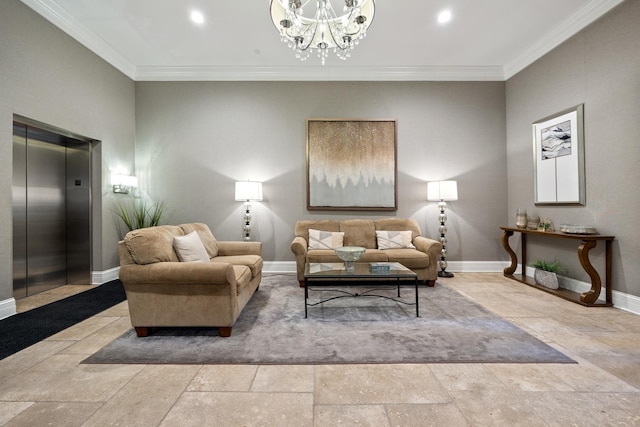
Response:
[[531, 259, 562, 290]]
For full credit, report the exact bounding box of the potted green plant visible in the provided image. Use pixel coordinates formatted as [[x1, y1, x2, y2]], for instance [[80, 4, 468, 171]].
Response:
[[530, 259, 562, 290], [114, 198, 166, 237]]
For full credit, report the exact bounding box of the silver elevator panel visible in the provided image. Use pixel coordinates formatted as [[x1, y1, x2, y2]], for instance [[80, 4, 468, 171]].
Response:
[[12, 121, 91, 299]]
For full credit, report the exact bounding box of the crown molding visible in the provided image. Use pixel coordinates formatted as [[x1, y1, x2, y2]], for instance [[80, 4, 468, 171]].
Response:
[[20, 0, 137, 79], [504, 0, 624, 79], [19, 0, 504, 82], [134, 66, 505, 82], [22, 0, 621, 83]]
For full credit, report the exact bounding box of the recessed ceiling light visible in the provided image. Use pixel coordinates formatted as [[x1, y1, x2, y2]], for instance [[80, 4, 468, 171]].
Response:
[[437, 10, 452, 24], [190, 10, 205, 25]]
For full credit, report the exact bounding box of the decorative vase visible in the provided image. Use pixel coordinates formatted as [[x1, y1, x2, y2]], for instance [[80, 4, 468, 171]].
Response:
[[534, 269, 559, 290], [334, 246, 366, 273], [516, 209, 527, 229]]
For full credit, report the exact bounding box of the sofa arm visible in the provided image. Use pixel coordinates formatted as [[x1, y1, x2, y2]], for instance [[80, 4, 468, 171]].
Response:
[[413, 236, 443, 282], [119, 261, 237, 286], [217, 241, 262, 256], [291, 236, 308, 283], [290, 236, 308, 257], [413, 236, 443, 257]]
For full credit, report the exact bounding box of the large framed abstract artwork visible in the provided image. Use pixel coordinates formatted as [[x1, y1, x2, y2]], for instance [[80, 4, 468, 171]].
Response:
[[532, 104, 585, 205], [307, 119, 397, 211]]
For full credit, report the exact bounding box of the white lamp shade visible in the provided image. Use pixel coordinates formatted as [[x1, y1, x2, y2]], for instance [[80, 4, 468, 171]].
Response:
[[235, 181, 263, 201], [427, 180, 458, 201]]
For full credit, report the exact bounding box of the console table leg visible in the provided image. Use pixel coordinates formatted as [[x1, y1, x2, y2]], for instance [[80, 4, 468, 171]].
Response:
[[501, 230, 518, 275], [606, 240, 613, 304], [578, 239, 601, 304]]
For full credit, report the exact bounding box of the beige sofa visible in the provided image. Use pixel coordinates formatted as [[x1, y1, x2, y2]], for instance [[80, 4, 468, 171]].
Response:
[[118, 223, 262, 337], [291, 218, 442, 286]]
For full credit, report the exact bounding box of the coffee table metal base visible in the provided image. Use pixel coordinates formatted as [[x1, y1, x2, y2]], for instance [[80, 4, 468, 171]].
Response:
[[303, 263, 419, 318]]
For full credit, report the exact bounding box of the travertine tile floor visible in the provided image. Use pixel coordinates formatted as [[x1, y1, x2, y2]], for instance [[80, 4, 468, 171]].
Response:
[[2, 273, 640, 426]]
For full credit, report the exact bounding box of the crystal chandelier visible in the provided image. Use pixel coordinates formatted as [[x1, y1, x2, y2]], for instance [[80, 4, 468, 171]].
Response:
[[270, 0, 375, 65]]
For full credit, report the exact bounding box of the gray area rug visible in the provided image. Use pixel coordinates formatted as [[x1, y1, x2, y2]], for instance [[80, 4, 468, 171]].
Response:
[[83, 273, 574, 365]]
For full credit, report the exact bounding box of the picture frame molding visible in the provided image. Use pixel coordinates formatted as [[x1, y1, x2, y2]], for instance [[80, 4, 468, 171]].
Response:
[[306, 118, 398, 211], [532, 104, 586, 206]]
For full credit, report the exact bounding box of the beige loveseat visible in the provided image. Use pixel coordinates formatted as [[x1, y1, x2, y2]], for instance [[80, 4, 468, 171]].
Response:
[[118, 223, 262, 337], [291, 218, 442, 287]]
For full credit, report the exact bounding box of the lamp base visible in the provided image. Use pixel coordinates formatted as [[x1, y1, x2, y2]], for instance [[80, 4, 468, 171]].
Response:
[[438, 270, 455, 278]]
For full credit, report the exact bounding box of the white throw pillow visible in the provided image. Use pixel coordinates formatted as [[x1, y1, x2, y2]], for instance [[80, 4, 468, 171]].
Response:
[[173, 231, 210, 262], [376, 230, 416, 249], [308, 229, 345, 250]]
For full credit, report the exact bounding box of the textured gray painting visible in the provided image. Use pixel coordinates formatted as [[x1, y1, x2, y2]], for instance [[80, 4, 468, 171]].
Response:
[[307, 119, 396, 210]]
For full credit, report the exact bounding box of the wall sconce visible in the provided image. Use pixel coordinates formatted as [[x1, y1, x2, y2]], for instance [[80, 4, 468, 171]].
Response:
[[427, 180, 458, 278], [111, 173, 138, 194], [235, 181, 263, 241]]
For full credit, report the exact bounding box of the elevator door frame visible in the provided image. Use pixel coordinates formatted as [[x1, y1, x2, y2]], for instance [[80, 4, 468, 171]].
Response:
[[12, 116, 95, 299]]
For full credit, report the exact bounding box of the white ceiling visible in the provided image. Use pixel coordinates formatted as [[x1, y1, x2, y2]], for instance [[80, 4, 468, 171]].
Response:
[[21, 0, 623, 81]]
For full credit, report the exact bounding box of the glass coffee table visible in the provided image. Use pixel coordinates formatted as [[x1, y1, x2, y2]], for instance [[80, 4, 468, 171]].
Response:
[[303, 262, 419, 318]]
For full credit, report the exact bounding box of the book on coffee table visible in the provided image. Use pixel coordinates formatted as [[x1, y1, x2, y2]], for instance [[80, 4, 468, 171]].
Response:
[[369, 262, 391, 274]]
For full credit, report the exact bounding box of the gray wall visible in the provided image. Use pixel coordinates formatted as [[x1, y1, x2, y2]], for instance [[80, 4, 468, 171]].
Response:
[[506, 1, 640, 296], [135, 81, 508, 263], [5, 0, 635, 304], [0, 0, 135, 300]]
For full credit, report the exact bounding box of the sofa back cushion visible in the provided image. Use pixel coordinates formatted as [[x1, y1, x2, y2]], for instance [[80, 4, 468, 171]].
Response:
[[124, 225, 183, 265], [179, 223, 219, 258], [340, 219, 377, 249]]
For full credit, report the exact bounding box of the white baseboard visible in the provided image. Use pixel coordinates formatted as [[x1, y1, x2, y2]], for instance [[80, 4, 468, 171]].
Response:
[[447, 261, 510, 273], [263, 261, 296, 273], [261, 261, 639, 315], [81, 261, 639, 316], [0, 297, 17, 320], [262, 261, 510, 274], [519, 264, 640, 314], [2, 263, 637, 318], [522, 264, 605, 301], [91, 267, 120, 285], [610, 290, 640, 315]]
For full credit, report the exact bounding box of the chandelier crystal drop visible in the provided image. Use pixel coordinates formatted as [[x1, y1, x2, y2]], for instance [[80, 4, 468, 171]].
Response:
[[270, 0, 375, 65]]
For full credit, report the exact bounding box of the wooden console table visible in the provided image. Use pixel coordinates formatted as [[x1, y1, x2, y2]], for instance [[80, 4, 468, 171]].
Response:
[[500, 226, 614, 307]]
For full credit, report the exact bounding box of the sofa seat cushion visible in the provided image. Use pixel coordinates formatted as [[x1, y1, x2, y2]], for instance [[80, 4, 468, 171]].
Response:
[[307, 249, 389, 264], [124, 225, 183, 265], [212, 255, 263, 277], [232, 265, 252, 295], [382, 249, 430, 269]]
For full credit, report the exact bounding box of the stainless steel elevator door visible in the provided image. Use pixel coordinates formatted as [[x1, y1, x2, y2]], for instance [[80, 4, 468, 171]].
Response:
[[25, 128, 68, 296], [65, 140, 91, 286], [12, 121, 91, 299]]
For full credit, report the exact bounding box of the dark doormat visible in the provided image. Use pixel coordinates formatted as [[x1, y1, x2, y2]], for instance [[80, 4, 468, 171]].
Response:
[[0, 280, 126, 360]]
